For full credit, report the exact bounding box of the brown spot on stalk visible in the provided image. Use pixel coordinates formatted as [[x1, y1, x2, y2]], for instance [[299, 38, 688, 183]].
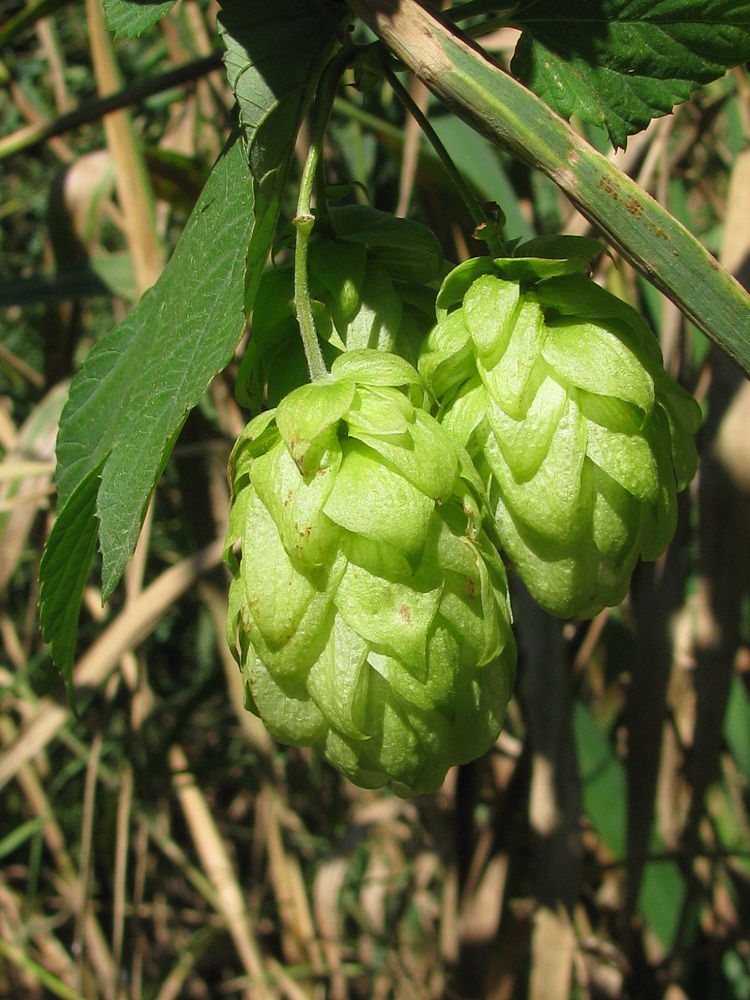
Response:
[[465, 578, 476, 600], [599, 175, 619, 201], [625, 197, 642, 218]]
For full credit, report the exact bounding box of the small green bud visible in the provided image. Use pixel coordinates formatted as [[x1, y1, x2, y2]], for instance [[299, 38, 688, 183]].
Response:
[[225, 351, 516, 795], [419, 253, 701, 618]]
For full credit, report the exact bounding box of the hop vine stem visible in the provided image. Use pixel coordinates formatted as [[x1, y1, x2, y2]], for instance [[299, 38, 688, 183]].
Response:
[[294, 48, 353, 382], [381, 56, 507, 258], [346, 0, 750, 375]]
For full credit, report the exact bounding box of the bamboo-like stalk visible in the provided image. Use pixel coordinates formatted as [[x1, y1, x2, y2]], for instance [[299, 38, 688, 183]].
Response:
[[347, 0, 750, 376], [85, 0, 164, 295]]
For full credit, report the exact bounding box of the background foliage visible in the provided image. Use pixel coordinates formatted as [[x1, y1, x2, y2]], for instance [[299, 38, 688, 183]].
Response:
[[1, 1, 750, 998]]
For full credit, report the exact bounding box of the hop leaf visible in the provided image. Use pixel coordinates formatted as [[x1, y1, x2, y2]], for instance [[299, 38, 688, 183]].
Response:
[[225, 351, 516, 796], [419, 255, 702, 619]]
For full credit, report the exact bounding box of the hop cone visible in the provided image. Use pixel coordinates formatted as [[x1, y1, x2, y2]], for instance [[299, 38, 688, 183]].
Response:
[[224, 350, 516, 796], [237, 205, 444, 412], [419, 250, 702, 618]]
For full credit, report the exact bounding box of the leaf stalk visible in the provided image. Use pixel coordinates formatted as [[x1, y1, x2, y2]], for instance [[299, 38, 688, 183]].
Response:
[[382, 57, 507, 256]]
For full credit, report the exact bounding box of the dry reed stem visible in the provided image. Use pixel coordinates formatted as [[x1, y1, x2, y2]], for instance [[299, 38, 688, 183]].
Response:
[[0, 383, 67, 592], [396, 74, 430, 219], [312, 857, 350, 1000], [112, 761, 133, 995], [85, 0, 164, 293], [36, 17, 73, 113], [529, 905, 576, 1000], [0, 539, 223, 794], [261, 783, 327, 989], [169, 743, 272, 1000], [75, 730, 106, 997]]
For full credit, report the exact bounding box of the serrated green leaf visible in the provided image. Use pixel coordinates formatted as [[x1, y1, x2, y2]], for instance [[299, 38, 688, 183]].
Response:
[[218, 0, 345, 183], [54, 136, 253, 557], [40, 136, 257, 685], [104, 0, 176, 37], [217, 0, 346, 373], [511, 0, 750, 147], [39, 461, 104, 699]]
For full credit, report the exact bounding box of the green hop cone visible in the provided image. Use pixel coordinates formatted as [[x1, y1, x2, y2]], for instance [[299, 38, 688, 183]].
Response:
[[224, 350, 516, 796], [419, 243, 702, 619], [237, 205, 444, 412]]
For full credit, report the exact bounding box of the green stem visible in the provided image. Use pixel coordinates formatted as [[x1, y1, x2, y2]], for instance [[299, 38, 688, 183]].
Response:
[[294, 153, 327, 381], [294, 49, 352, 382], [348, 0, 750, 375], [382, 57, 506, 256]]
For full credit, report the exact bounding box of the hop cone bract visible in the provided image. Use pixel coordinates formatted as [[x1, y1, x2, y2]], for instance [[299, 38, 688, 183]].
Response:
[[224, 351, 516, 796], [419, 254, 702, 618]]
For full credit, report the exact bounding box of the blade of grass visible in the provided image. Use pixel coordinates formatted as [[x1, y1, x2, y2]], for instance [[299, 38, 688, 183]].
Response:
[[75, 730, 104, 996], [0, 713, 117, 993], [0, 938, 88, 1000], [0, 0, 71, 48], [154, 927, 223, 1000]]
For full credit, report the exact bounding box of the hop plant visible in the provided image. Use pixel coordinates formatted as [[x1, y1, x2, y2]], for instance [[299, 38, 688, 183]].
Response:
[[419, 242, 702, 618], [224, 350, 516, 796], [237, 205, 444, 412]]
